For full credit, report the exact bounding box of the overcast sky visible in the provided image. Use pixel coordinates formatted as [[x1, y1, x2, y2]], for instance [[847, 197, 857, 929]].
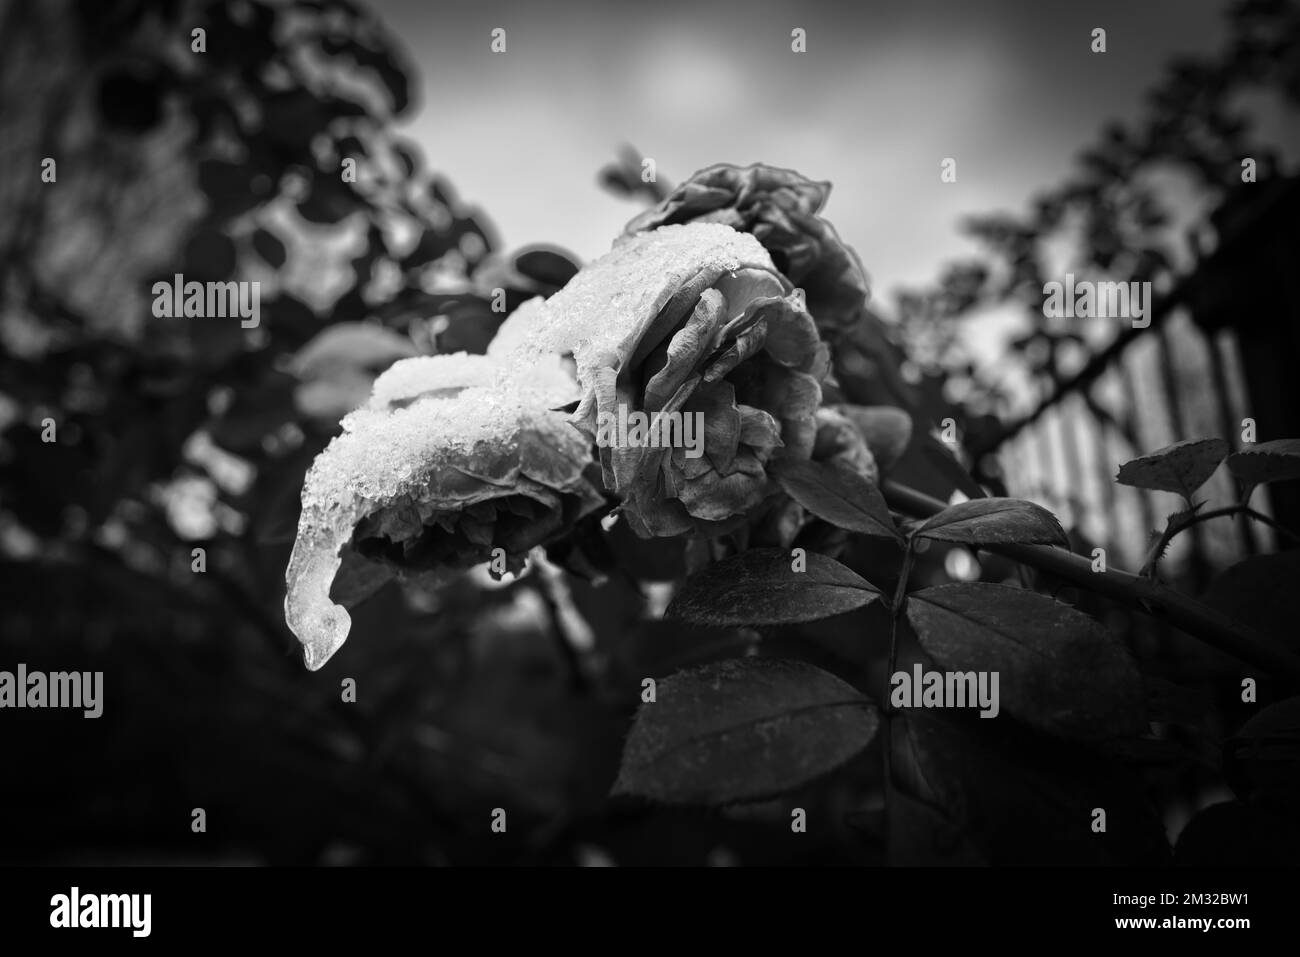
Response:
[[371, 0, 1227, 307]]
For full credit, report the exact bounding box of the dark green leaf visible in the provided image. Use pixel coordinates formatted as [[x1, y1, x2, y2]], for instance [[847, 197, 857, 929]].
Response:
[[612, 657, 879, 804], [905, 582, 1144, 738], [892, 712, 1170, 865], [915, 497, 1067, 548], [1226, 439, 1300, 493], [1225, 696, 1300, 800], [1201, 551, 1300, 651], [773, 459, 901, 542], [1116, 437, 1228, 498], [915, 431, 988, 502], [666, 548, 882, 626], [1234, 695, 1300, 744]]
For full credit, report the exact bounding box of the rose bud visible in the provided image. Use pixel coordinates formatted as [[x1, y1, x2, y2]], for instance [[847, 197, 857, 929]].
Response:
[[811, 405, 880, 486]]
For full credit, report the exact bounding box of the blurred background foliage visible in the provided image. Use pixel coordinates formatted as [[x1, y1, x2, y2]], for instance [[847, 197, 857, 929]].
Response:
[[894, 0, 1300, 574], [0, 0, 1296, 865], [0, 0, 631, 865]]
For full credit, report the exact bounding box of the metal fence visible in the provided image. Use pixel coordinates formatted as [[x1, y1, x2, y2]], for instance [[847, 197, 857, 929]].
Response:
[[969, 177, 1300, 590]]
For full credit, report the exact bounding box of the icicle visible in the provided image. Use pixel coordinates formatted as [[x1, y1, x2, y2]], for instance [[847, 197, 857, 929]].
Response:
[[284, 505, 358, 671]]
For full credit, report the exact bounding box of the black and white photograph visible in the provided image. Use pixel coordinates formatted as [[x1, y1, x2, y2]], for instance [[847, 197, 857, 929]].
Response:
[[1, 0, 1298, 939]]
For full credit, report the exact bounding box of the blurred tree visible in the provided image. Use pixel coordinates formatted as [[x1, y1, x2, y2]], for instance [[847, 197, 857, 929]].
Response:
[[894, 0, 1300, 458], [0, 0, 596, 865]]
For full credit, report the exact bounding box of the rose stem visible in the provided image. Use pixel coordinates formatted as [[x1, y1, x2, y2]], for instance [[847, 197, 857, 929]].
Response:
[[880, 479, 1300, 687]]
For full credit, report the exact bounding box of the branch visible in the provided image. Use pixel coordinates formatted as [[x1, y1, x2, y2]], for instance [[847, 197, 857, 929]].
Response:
[[1242, 506, 1300, 547], [1141, 503, 1300, 578], [881, 480, 1300, 687]]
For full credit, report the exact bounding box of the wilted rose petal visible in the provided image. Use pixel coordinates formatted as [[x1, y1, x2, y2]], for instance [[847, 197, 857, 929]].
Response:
[[284, 352, 603, 670], [623, 163, 870, 335]]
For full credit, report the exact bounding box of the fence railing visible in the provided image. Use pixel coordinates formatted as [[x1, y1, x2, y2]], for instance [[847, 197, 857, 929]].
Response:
[[967, 177, 1300, 590]]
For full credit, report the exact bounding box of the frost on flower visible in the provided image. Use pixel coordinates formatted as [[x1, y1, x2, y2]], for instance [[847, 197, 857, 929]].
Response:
[[284, 351, 604, 671], [489, 223, 829, 537]]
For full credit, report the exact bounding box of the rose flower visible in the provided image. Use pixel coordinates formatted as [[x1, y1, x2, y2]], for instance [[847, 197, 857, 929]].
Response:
[[284, 351, 605, 670], [489, 222, 829, 538], [623, 163, 870, 335]]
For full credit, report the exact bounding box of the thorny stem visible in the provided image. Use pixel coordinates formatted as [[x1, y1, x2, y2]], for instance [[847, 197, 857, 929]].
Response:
[[881, 479, 1300, 687], [1142, 503, 1300, 579], [1241, 507, 1300, 546]]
